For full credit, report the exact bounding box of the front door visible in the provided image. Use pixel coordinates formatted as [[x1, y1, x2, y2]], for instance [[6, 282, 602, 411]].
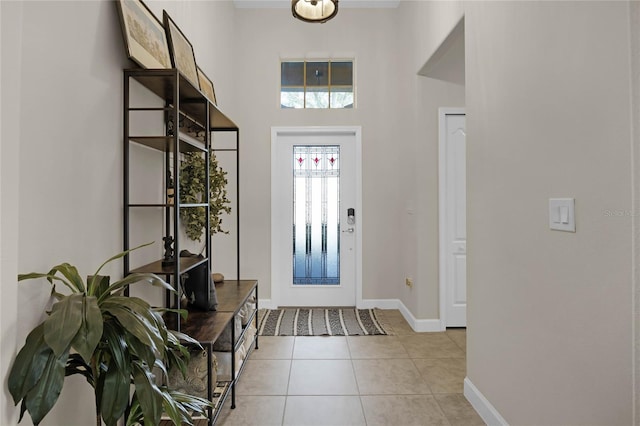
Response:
[[272, 127, 360, 307], [439, 110, 467, 327]]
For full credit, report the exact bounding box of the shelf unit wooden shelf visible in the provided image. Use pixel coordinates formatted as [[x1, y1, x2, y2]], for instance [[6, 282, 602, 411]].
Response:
[[127, 203, 209, 208], [126, 68, 237, 130], [164, 281, 258, 343], [123, 68, 255, 426], [161, 280, 258, 426], [130, 255, 207, 275], [129, 132, 206, 152]]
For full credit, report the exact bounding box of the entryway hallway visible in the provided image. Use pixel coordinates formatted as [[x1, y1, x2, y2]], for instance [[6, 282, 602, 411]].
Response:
[[217, 310, 484, 425]]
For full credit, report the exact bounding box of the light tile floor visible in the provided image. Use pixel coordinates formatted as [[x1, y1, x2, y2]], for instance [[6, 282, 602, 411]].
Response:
[[217, 309, 484, 426]]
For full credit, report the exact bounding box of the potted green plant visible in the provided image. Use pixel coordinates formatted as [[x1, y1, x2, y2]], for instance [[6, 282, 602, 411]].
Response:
[[7, 243, 212, 426], [180, 150, 231, 242]]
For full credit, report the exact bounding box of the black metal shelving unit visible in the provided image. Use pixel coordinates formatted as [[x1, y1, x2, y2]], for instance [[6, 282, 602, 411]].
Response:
[[123, 68, 256, 426]]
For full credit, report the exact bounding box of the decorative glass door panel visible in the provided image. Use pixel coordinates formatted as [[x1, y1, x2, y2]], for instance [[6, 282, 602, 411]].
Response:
[[272, 127, 358, 307], [293, 145, 340, 285]]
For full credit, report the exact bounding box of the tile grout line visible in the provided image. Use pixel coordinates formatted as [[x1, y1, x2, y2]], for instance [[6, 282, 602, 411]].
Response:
[[277, 338, 296, 426], [431, 393, 455, 426], [409, 355, 436, 396], [346, 334, 370, 425], [222, 314, 472, 425]]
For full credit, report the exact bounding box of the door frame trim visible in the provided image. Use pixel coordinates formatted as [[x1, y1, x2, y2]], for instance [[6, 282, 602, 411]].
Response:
[[438, 108, 466, 327], [270, 126, 363, 308]]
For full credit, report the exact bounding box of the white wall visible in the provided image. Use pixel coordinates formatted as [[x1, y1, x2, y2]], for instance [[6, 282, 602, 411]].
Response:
[[232, 8, 402, 303], [231, 6, 464, 318], [630, 1, 640, 422], [404, 0, 464, 75], [396, 1, 465, 319], [465, 1, 633, 424], [146, 0, 237, 113], [1, 1, 23, 424], [5, 2, 129, 423]]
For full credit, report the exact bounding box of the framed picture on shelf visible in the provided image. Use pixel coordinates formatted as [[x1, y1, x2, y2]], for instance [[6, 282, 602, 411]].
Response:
[[163, 11, 200, 89], [116, 0, 171, 69], [197, 67, 217, 105]]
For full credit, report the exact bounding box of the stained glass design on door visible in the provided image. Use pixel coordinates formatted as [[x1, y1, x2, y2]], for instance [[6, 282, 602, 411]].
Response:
[[293, 146, 340, 285]]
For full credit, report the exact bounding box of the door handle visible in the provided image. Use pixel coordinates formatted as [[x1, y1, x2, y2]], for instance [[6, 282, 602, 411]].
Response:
[[342, 227, 355, 233]]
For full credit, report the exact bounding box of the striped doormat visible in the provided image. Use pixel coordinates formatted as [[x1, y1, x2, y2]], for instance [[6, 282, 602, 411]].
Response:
[[258, 308, 387, 336]]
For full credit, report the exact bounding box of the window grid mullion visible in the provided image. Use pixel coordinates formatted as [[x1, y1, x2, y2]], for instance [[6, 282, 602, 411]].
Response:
[[281, 59, 352, 109], [328, 60, 332, 109]]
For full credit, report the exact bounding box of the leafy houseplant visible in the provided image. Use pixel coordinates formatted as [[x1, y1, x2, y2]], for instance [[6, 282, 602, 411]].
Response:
[[180, 150, 231, 242], [8, 244, 212, 426]]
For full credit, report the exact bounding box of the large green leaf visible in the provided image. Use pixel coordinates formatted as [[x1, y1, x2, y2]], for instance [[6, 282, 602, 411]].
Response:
[[18, 400, 27, 423], [168, 329, 202, 348], [88, 275, 110, 299], [18, 272, 76, 294], [99, 362, 130, 426], [89, 241, 154, 294], [156, 306, 189, 321], [101, 320, 129, 374], [132, 361, 162, 426], [160, 388, 192, 426], [64, 354, 92, 384], [165, 349, 188, 382], [48, 263, 85, 293], [24, 348, 68, 425], [165, 331, 194, 377], [125, 396, 143, 426], [168, 389, 212, 418], [165, 333, 190, 365], [150, 310, 168, 342], [105, 297, 166, 347], [123, 331, 156, 368], [128, 303, 181, 360], [8, 324, 50, 404], [94, 351, 109, 422], [151, 358, 169, 385], [43, 294, 84, 357], [101, 302, 162, 355], [71, 295, 103, 363], [108, 296, 154, 322], [101, 273, 174, 302]]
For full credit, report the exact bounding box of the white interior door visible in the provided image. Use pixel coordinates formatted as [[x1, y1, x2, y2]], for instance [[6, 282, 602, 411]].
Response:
[[272, 127, 360, 307], [439, 109, 467, 327]]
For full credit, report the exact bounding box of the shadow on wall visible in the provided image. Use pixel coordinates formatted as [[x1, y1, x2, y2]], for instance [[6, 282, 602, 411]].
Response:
[[418, 18, 465, 86]]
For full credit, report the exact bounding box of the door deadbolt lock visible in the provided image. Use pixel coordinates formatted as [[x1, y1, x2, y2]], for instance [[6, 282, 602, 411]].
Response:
[[347, 208, 355, 225]]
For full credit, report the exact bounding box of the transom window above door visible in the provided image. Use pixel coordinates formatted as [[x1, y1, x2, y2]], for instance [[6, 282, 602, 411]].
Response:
[[281, 60, 354, 109]]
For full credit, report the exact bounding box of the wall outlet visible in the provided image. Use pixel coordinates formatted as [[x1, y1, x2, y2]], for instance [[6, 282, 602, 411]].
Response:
[[405, 277, 413, 288]]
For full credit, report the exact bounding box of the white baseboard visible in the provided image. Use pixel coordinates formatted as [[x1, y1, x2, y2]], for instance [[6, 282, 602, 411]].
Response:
[[359, 299, 445, 332], [398, 302, 446, 332], [464, 377, 509, 426], [358, 298, 401, 310]]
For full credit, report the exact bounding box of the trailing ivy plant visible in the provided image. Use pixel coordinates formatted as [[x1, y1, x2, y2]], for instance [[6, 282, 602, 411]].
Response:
[[7, 243, 212, 426], [179, 151, 231, 242]]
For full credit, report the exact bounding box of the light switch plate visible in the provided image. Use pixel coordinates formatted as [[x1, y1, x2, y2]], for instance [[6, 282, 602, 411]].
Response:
[[549, 198, 575, 232]]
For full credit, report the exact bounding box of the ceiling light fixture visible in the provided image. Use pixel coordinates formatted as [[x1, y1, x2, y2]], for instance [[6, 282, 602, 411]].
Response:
[[292, 0, 339, 23]]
